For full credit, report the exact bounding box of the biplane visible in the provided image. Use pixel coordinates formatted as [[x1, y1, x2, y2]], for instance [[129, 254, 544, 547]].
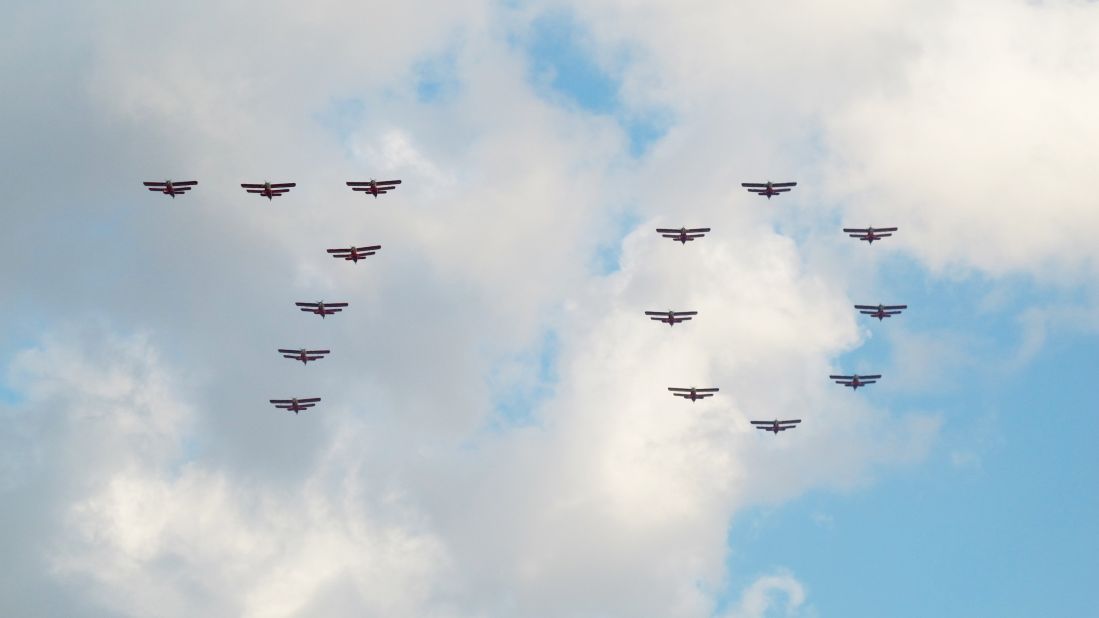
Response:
[[656, 227, 711, 244], [296, 301, 348, 318], [346, 179, 401, 198], [645, 310, 698, 326], [751, 419, 801, 434], [844, 226, 897, 244], [143, 180, 197, 198], [241, 181, 296, 200], [830, 374, 881, 390], [855, 304, 907, 321], [277, 348, 330, 365], [327, 245, 381, 263], [270, 397, 321, 414], [668, 387, 719, 402], [741, 181, 796, 199]]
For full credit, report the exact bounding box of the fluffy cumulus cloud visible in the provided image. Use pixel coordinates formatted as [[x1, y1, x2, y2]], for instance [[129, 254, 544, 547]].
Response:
[[10, 0, 1093, 616]]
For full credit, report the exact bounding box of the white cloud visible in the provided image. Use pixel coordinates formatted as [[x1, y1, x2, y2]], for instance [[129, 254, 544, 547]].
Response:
[[720, 572, 808, 618], [0, 1, 1006, 615]]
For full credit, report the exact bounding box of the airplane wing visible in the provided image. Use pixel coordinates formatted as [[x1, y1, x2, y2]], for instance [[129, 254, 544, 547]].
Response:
[[779, 419, 802, 424], [326, 248, 353, 254], [672, 311, 699, 316], [240, 183, 265, 188], [853, 305, 881, 310], [773, 182, 797, 187], [686, 228, 711, 233], [270, 182, 296, 188], [829, 375, 853, 380], [750, 421, 773, 425], [861, 374, 883, 379], [307, 350, 331, 355], [173, 181, 198, 186], [143, 181, 167, 186], [740, 183, 767, 187], [325, 302, 349, 308], [295, 302, 320, 307], [356, 245, 382, 251], [883, 305, 908, 309], [644, 311, 670, 316], [696, 388, 719, 392], [667, 388, 691, 392], [655, 228, 682, 233], [298, 398, 321, 403], [842, 228, 869, 233], [877, 227, 899, 232], [347, 180, 402, 186], [277, 349, 302, 354]]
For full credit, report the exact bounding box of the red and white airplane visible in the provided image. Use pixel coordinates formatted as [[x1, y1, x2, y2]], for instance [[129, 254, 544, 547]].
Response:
[[326, 245, 381, 263], [346, 179, 401, 198], [668, 387, 719, 401], [741, 181, 796, 199], [645, 310, 698, 326], [844, 226, 897, 244], [855, 304, 907, 321], [830, 374, 881, 390], [277, 348, 330, 365], [143, 180, 197, 198], [751, 419, 801, 434], [657, 227, 711, 244], [241, 181, 296, 200], [296, 301, 348, 319], [270, 397, 321, 414]]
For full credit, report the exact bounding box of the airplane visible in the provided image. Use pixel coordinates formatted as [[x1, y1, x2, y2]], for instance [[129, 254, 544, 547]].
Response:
[[270, 397, 321, 414], [326, 245, 381, 263], [751, 419, 801, 434], [277, 348, 330, 365], [830, 373, 881, 390], [741, 181, 796, 199], [656, 227, 711, 244], [668, 387, 719, 402], [143, 180, 197, 198], [844, 226, 897, 244], [645, 310, 698, 326], [296, 301, 348, 318], [346, 179, 401, 198], [855, 304, 907, 321], [241, 181, 296, 200]]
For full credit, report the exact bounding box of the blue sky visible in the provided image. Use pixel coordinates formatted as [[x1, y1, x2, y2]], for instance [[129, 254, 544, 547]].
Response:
[[522, 11, 1099, 617], [3, 2, 1097, 616]]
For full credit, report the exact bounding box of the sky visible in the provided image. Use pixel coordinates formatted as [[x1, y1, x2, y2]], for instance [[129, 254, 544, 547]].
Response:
[[1, 1, 1097, 616]]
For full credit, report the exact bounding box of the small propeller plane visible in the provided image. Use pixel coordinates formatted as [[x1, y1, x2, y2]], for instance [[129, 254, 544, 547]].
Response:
[[296, 301, 348, 318], [751, 419, 801, 434], [668, 387, 719, 401], [270, 397, 321, 414], [277, 348, 330, 365], [741, 181, 796, 199], [645, 310, 698, 326], [855, 304, 907, 321], [830, 374, 881, 390], [327, 245, 381, 263], [657, 227, 711, 244], [143, 180, 197, 198], [241, 181, 296, 200], [347, 179, 401, 198], [844, 226, 897, 244]]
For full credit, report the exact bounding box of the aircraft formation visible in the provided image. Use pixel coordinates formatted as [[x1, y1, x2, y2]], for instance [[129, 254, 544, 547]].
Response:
[[146, 176, 902, 427], [643, 181, 904, 435], [144, 177, 400, 413]]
